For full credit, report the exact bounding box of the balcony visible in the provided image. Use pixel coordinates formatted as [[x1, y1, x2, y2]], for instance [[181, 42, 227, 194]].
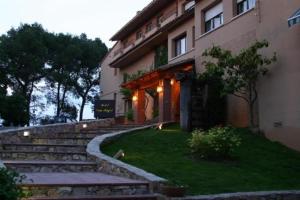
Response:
[[160, 9, 177, 27], [110, 8, 194, 68]]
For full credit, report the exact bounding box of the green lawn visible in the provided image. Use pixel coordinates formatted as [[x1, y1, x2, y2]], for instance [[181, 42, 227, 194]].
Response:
[[102, 124, 300, 195]]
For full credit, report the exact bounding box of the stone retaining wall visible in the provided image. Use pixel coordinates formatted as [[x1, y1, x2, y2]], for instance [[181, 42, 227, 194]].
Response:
[[86, 124, 167, 191], [175, 190, 300, 200], [0, 119, 115, 167], [0, 119, 115, 144]]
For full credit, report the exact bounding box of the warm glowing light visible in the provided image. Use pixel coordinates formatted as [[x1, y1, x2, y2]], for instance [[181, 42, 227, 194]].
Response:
[[113, 149, 125, 159], [158, 124, 163, 130], [132, 95, 138, 101], [83, 124, 88, 128], [170, 79, 175, 85], [157, 86, 163, 93], [23, 131, 30, 137]]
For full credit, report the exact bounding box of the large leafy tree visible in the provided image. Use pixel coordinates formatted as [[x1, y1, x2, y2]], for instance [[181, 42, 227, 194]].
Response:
[[0, 23, 50, 125], [45, 33, 81, 118], [73, 34, 107, 121], [202, 40, 276, 128]]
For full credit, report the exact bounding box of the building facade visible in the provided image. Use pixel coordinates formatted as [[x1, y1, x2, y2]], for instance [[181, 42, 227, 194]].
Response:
[[100, 0, 300, 151]]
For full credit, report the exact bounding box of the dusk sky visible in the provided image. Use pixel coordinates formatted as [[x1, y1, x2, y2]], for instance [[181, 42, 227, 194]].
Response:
[[0, 0, 152, 47]]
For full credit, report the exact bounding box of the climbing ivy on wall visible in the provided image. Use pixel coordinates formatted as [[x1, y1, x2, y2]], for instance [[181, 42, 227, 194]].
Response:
[[154, 45, 168, 68]]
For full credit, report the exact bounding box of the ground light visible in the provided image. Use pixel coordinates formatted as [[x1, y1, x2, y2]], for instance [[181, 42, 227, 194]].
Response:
[[23, 131, 30, 137], [113, 149, 125, 159], [158, 123, 163, 130]]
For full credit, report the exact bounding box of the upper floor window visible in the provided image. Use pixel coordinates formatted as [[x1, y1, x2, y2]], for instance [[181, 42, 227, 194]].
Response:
[[136, 30, 143, 40], [184, 0, 195, 11], [146, 22, 153, 33], [237, 0, 255, 15], [204, 3, 223, 33], [174, 35, 187, 57]]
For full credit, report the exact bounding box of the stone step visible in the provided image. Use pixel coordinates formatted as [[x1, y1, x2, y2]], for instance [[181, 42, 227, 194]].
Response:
[[27, 195, 159, 200], [4, 160, 100, 173], [1, 143, 87, 153], [0, 150, 94, 161], [31, 138, 93, 145], [20, 173, 150, 198]]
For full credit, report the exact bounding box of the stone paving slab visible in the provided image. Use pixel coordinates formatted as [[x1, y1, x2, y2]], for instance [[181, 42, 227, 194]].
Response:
[[21, 172, 149, 186]]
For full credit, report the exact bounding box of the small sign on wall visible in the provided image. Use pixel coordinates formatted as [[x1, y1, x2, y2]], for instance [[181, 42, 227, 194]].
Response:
[[94, 100, 115, 119]]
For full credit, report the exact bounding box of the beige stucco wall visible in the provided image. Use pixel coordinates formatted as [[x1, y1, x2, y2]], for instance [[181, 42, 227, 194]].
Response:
[[100, 42, 124, 117], [194, 0, 300, 150], [194, 0, 258, 127], [256, 0, 300, 151], [168, 17, 195, 63]]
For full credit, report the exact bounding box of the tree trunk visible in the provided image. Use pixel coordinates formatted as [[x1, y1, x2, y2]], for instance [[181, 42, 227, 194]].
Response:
[[61, 86, 67, 111], [79, 96, 87, 121], [56, 83, 61, 117]]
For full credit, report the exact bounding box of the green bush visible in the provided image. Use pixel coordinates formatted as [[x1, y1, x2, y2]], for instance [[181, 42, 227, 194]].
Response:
[[188, 127, 241, 159], [0, 168, 26, 200], [125, 109, 134, 121]]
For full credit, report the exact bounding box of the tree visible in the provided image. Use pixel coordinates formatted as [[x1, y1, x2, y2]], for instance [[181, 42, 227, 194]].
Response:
[[202, 40, 276, 128], [73, 35, 107, 121], [1, 94, 28, 126], [45, 33, 81, 118], [0, 23, 50, 125]]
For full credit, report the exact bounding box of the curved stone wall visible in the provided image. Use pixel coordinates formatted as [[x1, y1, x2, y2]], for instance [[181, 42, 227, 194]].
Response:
[[86, 124, 167, 190]]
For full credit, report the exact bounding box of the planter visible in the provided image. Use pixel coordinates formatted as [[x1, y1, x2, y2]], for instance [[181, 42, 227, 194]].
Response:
[[161, 185, 187, 197]]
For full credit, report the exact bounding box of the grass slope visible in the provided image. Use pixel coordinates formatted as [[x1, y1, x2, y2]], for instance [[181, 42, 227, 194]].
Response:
[[102, 124, 300, 195]]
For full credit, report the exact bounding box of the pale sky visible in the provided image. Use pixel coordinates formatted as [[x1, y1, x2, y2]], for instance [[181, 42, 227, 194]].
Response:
[[0, 0, 152, 48], [0, 0, 152, 120]]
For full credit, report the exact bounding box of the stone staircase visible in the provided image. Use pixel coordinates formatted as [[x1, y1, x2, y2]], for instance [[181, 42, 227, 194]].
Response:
[[0, 124, 161, 200]]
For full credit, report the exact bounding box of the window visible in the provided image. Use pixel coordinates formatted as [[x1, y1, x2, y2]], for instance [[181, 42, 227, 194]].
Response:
[[184, 0, 195, 11], [146, 22, 153, 33], [204, 3, 224, 33], [136, 30, 143, 40], [237, 0, 255, 15], [174, 35, 187, 57]]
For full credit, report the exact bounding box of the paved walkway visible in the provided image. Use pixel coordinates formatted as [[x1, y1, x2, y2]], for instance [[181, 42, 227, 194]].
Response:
[[22, 172, 148, 186]]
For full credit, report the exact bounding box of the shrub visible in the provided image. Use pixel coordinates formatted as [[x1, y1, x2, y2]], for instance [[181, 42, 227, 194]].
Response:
[[0, 168, 26, 200], [125, 109, 134, 121], [188, 127, 241, 159]]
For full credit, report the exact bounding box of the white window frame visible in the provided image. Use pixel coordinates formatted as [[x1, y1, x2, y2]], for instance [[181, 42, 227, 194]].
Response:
[[174, 35, 187, 57], [204, 3, 224, 33], [184, 0, 195, 11], [237, 0, 256, 15]]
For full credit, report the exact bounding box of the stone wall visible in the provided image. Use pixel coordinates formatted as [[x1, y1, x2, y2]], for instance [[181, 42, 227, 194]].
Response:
[[0, 119, 115, 145], [175, 191, 300, 200], [86, 124, 167, 191], [0, 119, 115, 167]]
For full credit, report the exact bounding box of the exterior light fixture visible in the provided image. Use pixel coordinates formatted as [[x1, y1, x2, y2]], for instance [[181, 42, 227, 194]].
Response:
[[170, 79, 175, 85], [158, 123, 163, 130], [23, 131, 30, 137], [132, 95, 138, 101], [83, 124, 88, 128], [157, 86, 163, 93], [113, 149, 125, 159]]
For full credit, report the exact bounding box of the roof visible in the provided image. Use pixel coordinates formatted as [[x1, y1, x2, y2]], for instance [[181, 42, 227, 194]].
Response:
[[110, 0, 174, 41], [288, 8, 300, 27], [121, 58, 195, 89], [110, 8, 195, 68]]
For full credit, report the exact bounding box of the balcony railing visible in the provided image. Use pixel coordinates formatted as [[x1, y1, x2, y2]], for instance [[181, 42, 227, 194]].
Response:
[[112, 8, 177, 61]]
